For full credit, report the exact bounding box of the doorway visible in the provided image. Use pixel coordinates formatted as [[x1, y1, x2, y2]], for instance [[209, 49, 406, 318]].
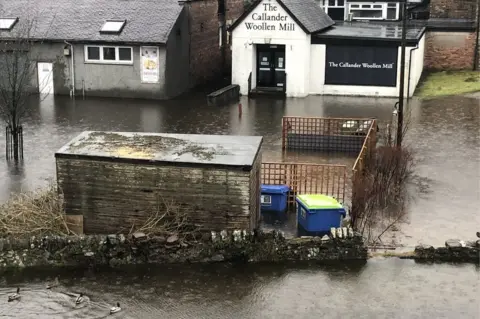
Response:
[[37, 62, 54, 95], [256, 44, 286, 89]]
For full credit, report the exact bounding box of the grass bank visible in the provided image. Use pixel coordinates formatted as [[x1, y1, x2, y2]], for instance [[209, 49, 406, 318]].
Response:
[[415, 71, 480, 99]]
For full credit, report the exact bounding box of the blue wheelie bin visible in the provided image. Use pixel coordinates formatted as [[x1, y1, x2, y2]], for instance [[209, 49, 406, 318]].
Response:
[[260, 184, 290, 213], [296, 194, 346, 235]]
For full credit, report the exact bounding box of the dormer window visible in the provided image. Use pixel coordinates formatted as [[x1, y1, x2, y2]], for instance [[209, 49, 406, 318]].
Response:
[[100, 20, 126, 34], [0, 17, 19, 31]]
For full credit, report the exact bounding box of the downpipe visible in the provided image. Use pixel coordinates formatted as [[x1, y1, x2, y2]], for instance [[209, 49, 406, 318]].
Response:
[[64, 41, 75, 98], [407, 44, 419, 100]]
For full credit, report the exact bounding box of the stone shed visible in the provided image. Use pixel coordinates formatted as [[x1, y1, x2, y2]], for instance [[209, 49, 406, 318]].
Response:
[[55, 131, 263, 234]]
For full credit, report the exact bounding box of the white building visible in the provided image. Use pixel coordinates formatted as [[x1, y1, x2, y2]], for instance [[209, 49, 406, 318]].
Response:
[[229, 0, 426, 98]]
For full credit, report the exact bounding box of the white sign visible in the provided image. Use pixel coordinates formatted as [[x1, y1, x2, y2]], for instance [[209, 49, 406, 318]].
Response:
[[245, 2, 295, 32], [141, 46, 160, 83]]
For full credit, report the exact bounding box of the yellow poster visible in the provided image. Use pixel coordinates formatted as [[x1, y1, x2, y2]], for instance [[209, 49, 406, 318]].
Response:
[[141, 46, 159, 83]]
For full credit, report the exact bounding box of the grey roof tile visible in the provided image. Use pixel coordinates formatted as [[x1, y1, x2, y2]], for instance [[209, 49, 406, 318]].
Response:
[[0, 0, 183, 44], [281, 0, 334, 33]]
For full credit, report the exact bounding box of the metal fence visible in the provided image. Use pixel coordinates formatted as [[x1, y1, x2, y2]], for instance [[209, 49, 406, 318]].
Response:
[[281, 116, 375, 153], [261, 162, 347, 208], [5, 125, 24, 160]]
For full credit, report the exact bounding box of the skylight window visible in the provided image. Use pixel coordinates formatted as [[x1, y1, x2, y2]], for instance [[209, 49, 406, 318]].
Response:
[[0, 17, 18, 31], [100, 20, 126, 34]]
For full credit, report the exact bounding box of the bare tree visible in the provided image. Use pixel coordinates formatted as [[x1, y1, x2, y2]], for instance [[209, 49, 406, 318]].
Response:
[[0, 18, 46, 161], [351, 145, 415, 245]]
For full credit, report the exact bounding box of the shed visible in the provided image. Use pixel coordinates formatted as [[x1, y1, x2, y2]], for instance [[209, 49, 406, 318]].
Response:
[[55, 131, 263, 234]]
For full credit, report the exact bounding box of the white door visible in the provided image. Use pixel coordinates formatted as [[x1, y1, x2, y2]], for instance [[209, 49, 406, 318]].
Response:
[[37, 62, 54, 95]]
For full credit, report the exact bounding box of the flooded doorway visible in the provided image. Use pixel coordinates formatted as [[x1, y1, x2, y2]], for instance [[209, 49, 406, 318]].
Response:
[[256, 44, 286, 89]]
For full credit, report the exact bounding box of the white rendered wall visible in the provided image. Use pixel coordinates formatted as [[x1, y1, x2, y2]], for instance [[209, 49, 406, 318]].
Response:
[[231, 0, 311, 97]]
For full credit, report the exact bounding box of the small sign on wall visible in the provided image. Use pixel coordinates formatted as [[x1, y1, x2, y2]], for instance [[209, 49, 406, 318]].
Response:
[[141, 46, 160, 83]]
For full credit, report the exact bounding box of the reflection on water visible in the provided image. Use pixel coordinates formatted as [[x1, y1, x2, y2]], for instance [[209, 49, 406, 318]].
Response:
[[0, 94, 479, 246], [0, 259, 478, 319]]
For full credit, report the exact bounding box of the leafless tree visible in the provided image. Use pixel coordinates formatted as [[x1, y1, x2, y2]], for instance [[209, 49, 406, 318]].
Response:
[[351, 145, 415, 245], [0, 17, 51, 161]]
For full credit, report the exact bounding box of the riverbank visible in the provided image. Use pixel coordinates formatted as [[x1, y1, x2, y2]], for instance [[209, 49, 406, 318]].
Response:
[[0, 229, 367, 269], [415, 71, 480, 99]]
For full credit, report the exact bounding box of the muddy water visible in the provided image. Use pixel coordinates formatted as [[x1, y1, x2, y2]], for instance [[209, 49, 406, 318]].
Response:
[[0, 259, 478, 319], [0, 93, 478, 246]]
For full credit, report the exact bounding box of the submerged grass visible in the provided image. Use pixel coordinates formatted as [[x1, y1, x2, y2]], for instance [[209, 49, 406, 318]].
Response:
[[415, 71, 480, 99]]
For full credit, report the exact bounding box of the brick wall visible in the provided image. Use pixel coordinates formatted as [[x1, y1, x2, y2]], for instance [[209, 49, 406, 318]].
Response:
[[186, 0, 222, 86], [225, 0, 245, 74], [184, 0, 245, 86], [429, 0, 477, 20], [424, 31, 476, 70]]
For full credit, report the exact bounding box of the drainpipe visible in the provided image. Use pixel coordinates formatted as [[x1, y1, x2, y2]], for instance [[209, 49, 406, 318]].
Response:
[[474, 1, 480, 71], [64, 41, 75, 97], [407, 44, 419, 100]]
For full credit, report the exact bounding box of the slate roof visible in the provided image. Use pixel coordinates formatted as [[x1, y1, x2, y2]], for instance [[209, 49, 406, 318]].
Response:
[[229, 0, 334, 34], [0, 0, 184, 44]]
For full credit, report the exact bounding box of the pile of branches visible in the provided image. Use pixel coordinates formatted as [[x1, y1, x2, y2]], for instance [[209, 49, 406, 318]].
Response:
[[351, 146, 415, 245], [127, 198, 200, 241], [0, 184, 72, 239]]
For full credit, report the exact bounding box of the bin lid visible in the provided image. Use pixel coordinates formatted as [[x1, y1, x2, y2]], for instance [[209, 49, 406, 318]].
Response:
[[296, 194, 343, 209], [261, 184, 290, 194]]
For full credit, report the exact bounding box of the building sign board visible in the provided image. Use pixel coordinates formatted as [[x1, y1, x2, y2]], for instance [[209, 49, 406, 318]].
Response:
[[244, 2, 296, 32], [324, 45, 398, 87], [140, 46, 160, 83]]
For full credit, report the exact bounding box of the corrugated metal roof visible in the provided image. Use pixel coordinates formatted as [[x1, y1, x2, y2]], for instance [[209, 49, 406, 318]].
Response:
[[55, 131, 263, 167], [0, 0, 183, 44]]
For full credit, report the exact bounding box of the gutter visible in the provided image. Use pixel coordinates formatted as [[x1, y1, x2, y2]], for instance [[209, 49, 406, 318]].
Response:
[[64, 41, 75, 97], [407, 44, 420, 100]]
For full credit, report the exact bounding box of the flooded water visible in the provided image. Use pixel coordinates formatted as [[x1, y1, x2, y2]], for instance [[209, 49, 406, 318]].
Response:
[[0, 92, 479, 318], [1, 92, 478, 246], [0, 259, 478, 319]]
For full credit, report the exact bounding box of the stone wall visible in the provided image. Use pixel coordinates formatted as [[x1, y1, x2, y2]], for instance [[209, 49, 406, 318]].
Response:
[[429, 0, 477, 20], [0, 229, 367, 269], [414, 239, 479, 263], [424, 31, 476, 70]]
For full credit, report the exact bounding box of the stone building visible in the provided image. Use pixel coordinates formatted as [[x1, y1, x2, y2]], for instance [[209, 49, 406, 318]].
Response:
[[0, 0, 244, 99]]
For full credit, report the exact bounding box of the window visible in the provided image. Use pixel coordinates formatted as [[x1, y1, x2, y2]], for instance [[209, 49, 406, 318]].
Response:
[[103, 47, 116, 60], [87, 47, 100, 60], [0, 17, 18, 31], [84, 45, 133, 64], [100, 20, 126, 34], [347, 2, 400, 21], [118, 48, 132, 61], [321, 0, 346, 20]]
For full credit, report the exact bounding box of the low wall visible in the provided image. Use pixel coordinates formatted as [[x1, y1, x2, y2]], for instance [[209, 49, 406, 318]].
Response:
[[414, 239, 479, 263], [0, 229, 367, 269], [207, 84, 240, 106], [424, 31, 476, 70]]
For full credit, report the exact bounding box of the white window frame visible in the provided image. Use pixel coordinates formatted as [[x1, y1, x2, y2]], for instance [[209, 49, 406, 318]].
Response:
[[347, 2, 400, 21], [84, 45, 133, 65], [320, 0, 346, 14]]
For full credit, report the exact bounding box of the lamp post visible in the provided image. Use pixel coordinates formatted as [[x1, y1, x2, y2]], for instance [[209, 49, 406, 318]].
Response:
[[396, 0, 408, 147]]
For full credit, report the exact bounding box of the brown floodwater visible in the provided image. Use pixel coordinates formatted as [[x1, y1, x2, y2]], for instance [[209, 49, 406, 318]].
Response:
[[1, 93, 478, 246], [0, 92, 479, 318], [0, 259, 478, 319]]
